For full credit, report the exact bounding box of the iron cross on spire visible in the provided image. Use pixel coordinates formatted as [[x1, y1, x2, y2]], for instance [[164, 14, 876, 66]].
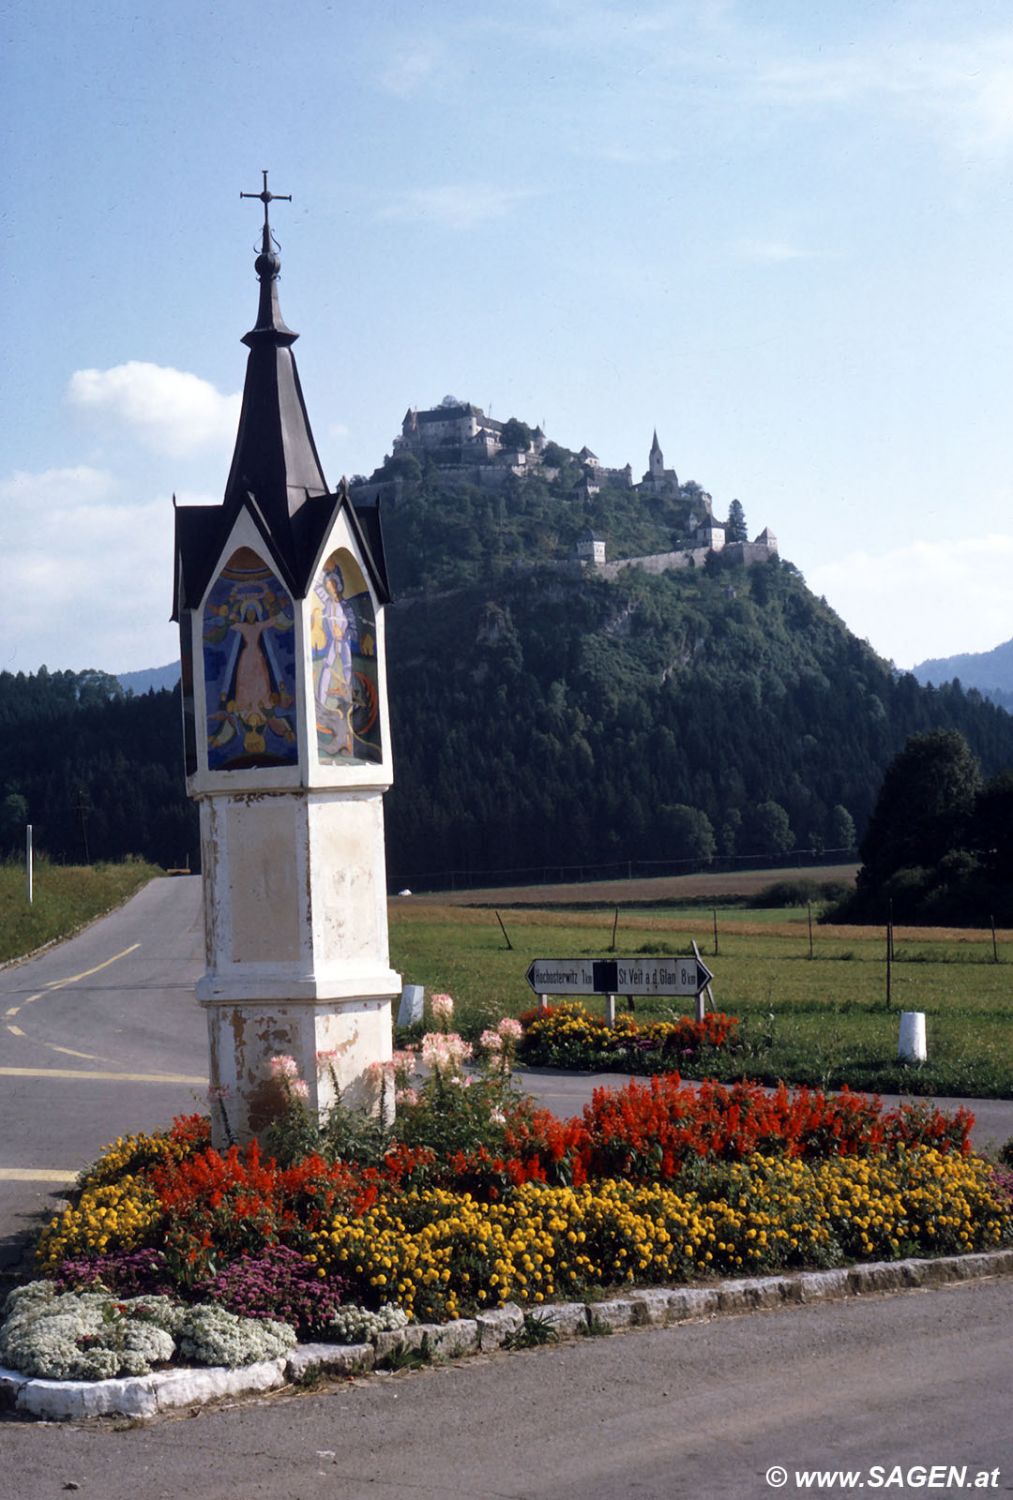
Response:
[[240, 170, 292, 244]]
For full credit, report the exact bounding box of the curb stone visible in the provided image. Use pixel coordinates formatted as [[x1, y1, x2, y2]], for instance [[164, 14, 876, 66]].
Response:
[[1, 1250, 1010, 1422]]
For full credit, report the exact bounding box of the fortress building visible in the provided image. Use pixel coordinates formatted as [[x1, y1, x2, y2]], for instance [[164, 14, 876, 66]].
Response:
[[393, 398, 504, 462]]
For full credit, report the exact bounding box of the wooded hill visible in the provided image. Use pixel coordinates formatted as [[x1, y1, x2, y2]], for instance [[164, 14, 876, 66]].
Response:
[[374, 452, 1013, 886], [4, 450, 1013, 887]]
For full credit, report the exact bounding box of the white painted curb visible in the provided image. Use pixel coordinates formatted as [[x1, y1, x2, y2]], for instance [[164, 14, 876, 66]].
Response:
[[2, 1248, 1010, 1421]]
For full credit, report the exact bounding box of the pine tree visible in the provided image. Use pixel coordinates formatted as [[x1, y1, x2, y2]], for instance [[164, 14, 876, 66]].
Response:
[[725, 498, 748, 543]]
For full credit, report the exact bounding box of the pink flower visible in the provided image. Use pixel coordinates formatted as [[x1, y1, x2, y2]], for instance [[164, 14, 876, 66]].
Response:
[[497, 1017, 523, 1043], [269, 1054, 299, 1079], [430, 993, 454, 1022], [289, 1078, 310, 1101], [395, 1087, 420, 1107], [391, 1049, 417, 1076], [420, 1030, 473, 1072], [480, 1028, 504, 1053]]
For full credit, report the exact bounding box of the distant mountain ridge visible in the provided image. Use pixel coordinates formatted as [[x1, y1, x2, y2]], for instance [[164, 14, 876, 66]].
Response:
[[116, 662, 181, 695], [912, 638, 1013, 713]]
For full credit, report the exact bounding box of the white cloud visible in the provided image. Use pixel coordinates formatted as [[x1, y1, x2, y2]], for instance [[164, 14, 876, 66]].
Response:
[[735, 237, 809, 262], [809, 534, 1013, 668], [380, 184, 538, 231], [755, 30, 1013, 162], [0, 465, 185, 673], [378, 44, 443, 96], [67, 362, 241, 458], [0, 465, 113, 509]]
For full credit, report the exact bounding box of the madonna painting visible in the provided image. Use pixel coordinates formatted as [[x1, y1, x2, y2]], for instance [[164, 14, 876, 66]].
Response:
[[203, 547, 298, 770]]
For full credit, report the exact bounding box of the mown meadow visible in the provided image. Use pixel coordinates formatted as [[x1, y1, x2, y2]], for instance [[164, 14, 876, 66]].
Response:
[[389, 900, 1012, 1098]]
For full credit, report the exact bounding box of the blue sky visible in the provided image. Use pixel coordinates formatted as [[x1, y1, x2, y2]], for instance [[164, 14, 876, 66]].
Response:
[[4, 0, 1013, 674]]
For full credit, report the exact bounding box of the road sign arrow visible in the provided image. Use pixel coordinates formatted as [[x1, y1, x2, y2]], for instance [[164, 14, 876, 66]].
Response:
[[695, 956, 714, 992]]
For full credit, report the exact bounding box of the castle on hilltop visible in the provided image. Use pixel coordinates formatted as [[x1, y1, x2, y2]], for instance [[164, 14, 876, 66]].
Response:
[[373, 397, 778, 569]]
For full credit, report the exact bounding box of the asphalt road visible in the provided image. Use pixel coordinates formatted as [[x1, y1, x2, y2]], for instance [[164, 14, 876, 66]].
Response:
[[2, 876, 1012, 1270], [0, 877, 209, 1269], [2, 1276, 1010, 1500]]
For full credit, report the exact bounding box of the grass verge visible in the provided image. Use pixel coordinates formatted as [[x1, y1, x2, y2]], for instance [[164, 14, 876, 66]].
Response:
[[0, 860, 162, 966]]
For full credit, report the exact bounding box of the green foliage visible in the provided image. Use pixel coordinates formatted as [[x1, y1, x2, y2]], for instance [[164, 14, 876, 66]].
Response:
[[830, 804, 857, 852], [743, 802, 794, 857], [500, 417, 532, 452], [504, 1310, 559, 1349], [659, 804, 716, 862], [0, 668, 197, 869], [836, 730, 1013, 924], [725, 498, 748, 543], [859, 729, 981, 885], [752, 878, 849, 908]]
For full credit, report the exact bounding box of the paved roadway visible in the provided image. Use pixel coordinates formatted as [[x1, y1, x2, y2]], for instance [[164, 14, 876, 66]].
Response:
[[0, 878, 209, 1270], [2, 1276, 1011, 1499], [2, 876, 1012, 1271]]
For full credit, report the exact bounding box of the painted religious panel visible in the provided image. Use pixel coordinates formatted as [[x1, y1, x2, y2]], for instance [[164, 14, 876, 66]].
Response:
[[179, 611, 198, 778], [202, 547, 298, 770], [310, 548, 382, 765]]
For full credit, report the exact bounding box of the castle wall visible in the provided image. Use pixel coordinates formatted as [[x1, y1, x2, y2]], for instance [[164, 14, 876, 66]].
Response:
[[601, 548, 711, 579]]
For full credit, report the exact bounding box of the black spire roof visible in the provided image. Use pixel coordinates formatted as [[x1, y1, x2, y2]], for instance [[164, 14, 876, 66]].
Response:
[[173, 177, 390, 620], [223, 173, 328, 533]]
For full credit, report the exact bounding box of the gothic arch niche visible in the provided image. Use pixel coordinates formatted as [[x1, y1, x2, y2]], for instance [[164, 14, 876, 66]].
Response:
[[202, 547, 298, 770], [310, 548, 382, 765]]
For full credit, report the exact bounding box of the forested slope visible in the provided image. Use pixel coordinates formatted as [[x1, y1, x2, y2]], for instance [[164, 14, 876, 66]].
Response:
[[383, 550, 1013, 886]]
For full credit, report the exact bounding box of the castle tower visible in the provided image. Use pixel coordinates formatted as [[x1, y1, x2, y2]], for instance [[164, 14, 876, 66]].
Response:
[[172, 175, 399, 1144]]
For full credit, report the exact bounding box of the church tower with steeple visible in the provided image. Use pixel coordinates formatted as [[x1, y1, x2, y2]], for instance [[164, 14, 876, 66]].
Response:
[[641, 429, 679, 494], [173, 175, 399, 1145]]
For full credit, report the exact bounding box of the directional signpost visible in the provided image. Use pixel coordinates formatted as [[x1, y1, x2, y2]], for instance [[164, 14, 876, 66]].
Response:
[[525, 954, 715, 1025]]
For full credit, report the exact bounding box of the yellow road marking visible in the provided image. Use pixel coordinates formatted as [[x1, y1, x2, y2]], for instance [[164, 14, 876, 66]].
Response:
[[0, 1167, 77, 1184], [45, 943, 140, 991], [48, 1045, 106, 1062], [6, 1025, 25, 1037], [0, 1066, 207, 1084], [5, 1006, 19, 1018], [24, 993, 43, 1003]]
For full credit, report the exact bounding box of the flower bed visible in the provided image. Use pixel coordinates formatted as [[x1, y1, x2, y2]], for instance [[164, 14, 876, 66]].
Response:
[[7, 993, 1010, 1384], [518, 1001, 738, 1072]]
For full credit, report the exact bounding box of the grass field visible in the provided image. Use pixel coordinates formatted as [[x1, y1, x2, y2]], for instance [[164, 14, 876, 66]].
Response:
[[389, 897, 1013, 1099], [0, 860, 163, 966]]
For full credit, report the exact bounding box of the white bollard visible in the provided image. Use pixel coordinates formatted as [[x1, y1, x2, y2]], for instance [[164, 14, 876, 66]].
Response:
[[898, 1010, 927, 1063]]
